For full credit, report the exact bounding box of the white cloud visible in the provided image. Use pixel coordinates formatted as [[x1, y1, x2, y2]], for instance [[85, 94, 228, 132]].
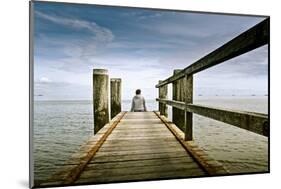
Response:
[[138, 12, 163, 20], [35, 11, 115, 59], [35, 11, 114, 42], [39, 77, 51, 83]]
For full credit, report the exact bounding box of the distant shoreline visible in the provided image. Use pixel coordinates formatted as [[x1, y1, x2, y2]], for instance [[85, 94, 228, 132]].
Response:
[[34, 95, 268, 102]]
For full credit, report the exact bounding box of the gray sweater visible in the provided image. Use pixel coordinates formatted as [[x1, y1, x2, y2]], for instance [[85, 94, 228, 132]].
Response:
[[130, 94, 147, 112]]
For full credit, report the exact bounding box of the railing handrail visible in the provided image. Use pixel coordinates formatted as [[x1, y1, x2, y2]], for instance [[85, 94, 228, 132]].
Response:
[[156, 18, 269, 140], [156, 98, 268, 137], [156, 98, 267, 117], [156, 18, 269, 88]]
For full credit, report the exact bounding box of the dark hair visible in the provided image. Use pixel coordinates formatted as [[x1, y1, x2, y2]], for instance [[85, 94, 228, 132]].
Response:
[[136, 89, 141, 95]]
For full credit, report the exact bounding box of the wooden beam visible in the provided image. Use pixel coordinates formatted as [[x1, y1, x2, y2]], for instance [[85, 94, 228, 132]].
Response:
[[184, 75, 193, 141], [156, 98, 268, 137], [158, 80, 168, 117], [172, 70, 185, 132], [157, 99, 185, 110], [110, 78, 122, 119], [156, 18, 269, 88]]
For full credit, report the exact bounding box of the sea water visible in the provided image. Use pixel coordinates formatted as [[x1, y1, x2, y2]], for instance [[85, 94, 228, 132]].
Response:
[[33, 96, 268, 182]]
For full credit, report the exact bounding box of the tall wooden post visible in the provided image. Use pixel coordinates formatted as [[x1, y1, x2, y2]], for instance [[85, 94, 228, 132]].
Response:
[[172, 70, 193, 140], [172, 69, 185, 131], [110, 78, 121, 119], [184, 74, 193, 141], [93, 69, 109, 134], [158, 80, 168, 117]]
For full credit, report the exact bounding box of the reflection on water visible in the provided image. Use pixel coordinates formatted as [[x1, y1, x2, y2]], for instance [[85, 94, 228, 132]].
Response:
[[33, 96, 268, 182]]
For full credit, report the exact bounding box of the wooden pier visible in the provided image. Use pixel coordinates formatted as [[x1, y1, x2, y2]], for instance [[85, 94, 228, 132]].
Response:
[[41, 111, 227, 187], [38, 18, 269, 188]]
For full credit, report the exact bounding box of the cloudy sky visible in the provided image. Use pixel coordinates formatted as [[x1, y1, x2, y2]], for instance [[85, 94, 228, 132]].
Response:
[[33, 2, 268, 100]]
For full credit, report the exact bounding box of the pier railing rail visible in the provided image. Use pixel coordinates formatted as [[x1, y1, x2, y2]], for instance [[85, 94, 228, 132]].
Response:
[[156, 18, 269, 140]]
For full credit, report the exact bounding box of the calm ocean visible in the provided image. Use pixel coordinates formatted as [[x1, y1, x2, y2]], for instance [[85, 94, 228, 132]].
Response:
[[33, 96, 268, 182]]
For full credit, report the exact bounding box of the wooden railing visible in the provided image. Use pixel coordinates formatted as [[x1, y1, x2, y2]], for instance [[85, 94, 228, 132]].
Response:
[[156, 18, 269, 140]]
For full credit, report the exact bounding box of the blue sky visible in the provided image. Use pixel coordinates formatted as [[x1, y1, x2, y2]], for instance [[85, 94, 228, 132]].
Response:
[[33, 2, 268, 100]]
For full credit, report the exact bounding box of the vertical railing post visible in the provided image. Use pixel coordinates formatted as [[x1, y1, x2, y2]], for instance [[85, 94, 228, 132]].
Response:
[[93, 69, 109, 134], [158, 80, 168, 117], [110, 78, 121, 119], [172, 69, 185, 131], [184, 74, 193, 141]]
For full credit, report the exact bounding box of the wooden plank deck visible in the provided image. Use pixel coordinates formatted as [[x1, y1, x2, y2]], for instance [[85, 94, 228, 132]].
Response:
[[75, 111, 206, 184], [41, 111, 228, 187]]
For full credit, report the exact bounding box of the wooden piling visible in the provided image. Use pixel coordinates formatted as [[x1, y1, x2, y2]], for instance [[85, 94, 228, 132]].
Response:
[[110, 78, 122, 119], [184, 75, 193, 141], [158, 80, 168, 117], [172, 70, 193, 140], [93, 69, 109, 134], [172, 69, 185, 132]]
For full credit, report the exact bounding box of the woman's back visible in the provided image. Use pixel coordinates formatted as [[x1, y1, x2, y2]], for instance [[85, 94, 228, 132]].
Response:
[[131, 94, 147, 112]]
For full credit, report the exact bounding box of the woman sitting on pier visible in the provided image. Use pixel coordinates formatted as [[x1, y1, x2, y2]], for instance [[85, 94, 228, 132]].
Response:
[[130, 89, 147, 112]]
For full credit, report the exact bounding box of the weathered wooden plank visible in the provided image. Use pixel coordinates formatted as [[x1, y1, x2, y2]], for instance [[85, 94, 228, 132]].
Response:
[[122, 116, 158, 119], [109, 132, 173, 137], [156, 18, 269, 88], [121, 114, 158, 117], [90, 151, 191, 163], [119, 120, 162, 124], [109, 128, 173, 135], [113, 127, 166, 131], [100, 139, 181, 148], [156, 98, 268, 136], [111, 128, 168, 133], [100, 143, 180, 150], [108, 134, 174, 139], [80, 161, 203, 179], [112, 125, 169, 130], [188, 104, 268, 136], [120, 119, 160, 123], [155, 112, 229, 175], [114, 124, 165, 129], [159, 80, 168, 117], [123, 112, 156, 117], [116, 122, 167, 126], [110, 127, 168, 132], [184, 74, 193, 140], [98, 143, 183, 152], [124, 112, 157, 116], [110, 130, 172, 135], [103, 136, 177, 140], [103, 137, 179, 143], [85, 156, 196, 170], [54, 142, 199, 166], [76, 167, 205, 184], [156, 98, 185, 110], [172, 69, 185, 132], [96, 148, 187, 157]]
